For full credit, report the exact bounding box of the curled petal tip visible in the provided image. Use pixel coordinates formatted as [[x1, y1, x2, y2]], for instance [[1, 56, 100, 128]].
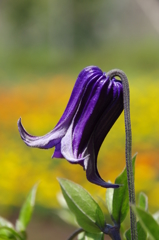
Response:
[[86, 155, 120, 189], [17, 117, 21, 128], [17, 117, 61, 149], [17, 117, 30, 143], [17, 118, 24, 139], [86, 173, 120, 189], [17, 118, 31, 146]]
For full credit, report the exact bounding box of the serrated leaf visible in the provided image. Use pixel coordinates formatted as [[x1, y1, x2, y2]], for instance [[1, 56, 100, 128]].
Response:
[[106, 183, 114, 215], [138, 192, 148, 211], [131, 205, 159, 240], [58, 178, 105, 233], [112, 154, 137, 224], [125, 221, 147, 240], [16, 183, 38, 232]]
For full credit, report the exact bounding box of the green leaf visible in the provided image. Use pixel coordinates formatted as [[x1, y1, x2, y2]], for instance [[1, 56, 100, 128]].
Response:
[[0, 217, 14, 229], [78, 232, 85, 240], [138, 192, 148, 211], [105, 183, 114, 215], [125, 221, 147, 240], [125, 227, 131, 240], [56, 208, 77, 227], [16, 183, 39, 232], [131, 205, 159, 240], [137, 221, 147, 240], [112, 154, 137, 224], [58, 178, 105, 233], [0, 217, 16, 240], [78, 232, 104, 240], [0, 228, 15, 240], [153, 211, 159, 224], [0, 227, 23, 240], [84, 232, 104, 240]]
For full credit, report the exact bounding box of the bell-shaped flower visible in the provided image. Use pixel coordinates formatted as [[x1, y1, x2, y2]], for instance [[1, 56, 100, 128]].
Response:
[[18, 66, 123, 188]]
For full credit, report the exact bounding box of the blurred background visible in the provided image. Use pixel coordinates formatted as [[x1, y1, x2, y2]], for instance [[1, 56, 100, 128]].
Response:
[[0, 0, 159, 239]]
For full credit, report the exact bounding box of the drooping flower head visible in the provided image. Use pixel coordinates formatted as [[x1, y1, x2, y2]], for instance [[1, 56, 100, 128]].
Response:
[[18, 66, 123, 188]]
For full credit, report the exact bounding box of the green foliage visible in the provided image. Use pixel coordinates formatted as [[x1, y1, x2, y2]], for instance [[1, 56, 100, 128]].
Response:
[[0, 217, 23, 240], [58, 178, 105, 234], [125, 192, 148, 240], [153, 211, 159, 224], [131, 205, 159, 240], [138, 192, 148, 211], [16, 183, 38, 232], [0, 217, 20, 240], [111, 154, 137, 224], [125, 191, 159, 240], [0, 184, 38, 240], [0, 217, 14, 230], [105, 184, 114, 216], [136, 221, 147, 240], [78, 231, 104, 240], [125, 221, 147, 240]]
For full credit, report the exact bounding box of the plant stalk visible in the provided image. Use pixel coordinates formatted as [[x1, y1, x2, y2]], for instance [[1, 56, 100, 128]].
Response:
[[103, 224, 121, 240], [107, 69, 137, 240]]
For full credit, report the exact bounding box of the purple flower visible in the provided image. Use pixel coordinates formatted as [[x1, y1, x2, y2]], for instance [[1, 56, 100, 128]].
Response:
[[18, 66, 123, 188]]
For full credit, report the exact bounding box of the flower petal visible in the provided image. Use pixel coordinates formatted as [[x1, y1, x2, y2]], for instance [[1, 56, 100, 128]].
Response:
[[72, 75, 123, 158], [17, 66, 124, 189], [86, 155, 120, 188], [52, 142, 63, 158], [85, 138, 120, 188], [72, 74, 110, 156], [18, 118, 63, 149], [56, 66, 103, 128], [18, 66, 103, 152], [93, 79, 123, 156], [61, 116, 89, 165]]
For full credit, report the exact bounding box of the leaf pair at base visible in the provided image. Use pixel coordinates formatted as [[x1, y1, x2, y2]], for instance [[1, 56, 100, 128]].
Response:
[[58, 155, 137, 239]]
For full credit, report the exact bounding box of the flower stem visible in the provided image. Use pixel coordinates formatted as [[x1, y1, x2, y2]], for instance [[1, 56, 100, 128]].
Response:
[[107, 69, 137, 240], [67, 228, 84, 240], [103, 224, 121, 240]]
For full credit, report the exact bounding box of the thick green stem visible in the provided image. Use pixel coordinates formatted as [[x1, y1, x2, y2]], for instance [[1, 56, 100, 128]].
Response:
[[107, 69, 137, 240], [67, 228, 84, 240]]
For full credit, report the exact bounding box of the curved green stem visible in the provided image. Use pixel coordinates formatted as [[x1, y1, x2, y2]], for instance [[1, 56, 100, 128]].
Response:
[[67, 228, 84, 240], [107, 69, 137, 240]]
